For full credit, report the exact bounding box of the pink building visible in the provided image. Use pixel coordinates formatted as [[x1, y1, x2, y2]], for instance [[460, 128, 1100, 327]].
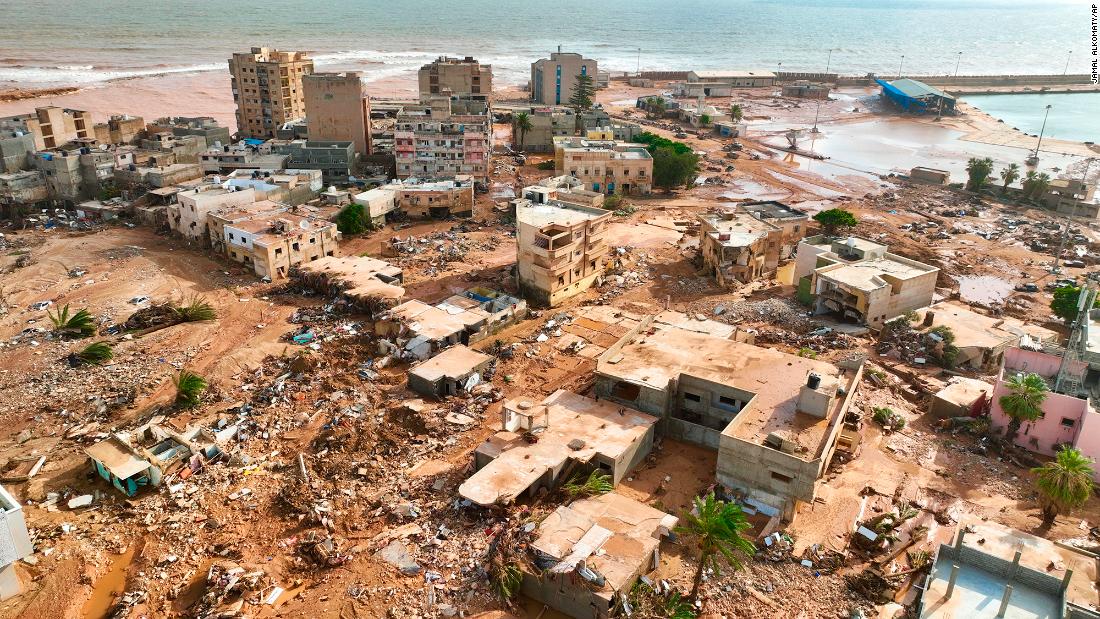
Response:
[[989, 348, 1100, 479]]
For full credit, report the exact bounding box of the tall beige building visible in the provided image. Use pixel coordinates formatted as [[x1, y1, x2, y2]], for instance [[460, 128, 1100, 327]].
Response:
[[229, 47, 314, 139], [303, 72, 372, 157], [530, 50, 597, 105], [418, 56, 493, 98], [0, 107, 94, 150]]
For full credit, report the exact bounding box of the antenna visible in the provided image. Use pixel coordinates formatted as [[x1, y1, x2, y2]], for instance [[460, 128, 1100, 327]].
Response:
[[1054, 285, 1095, 395]]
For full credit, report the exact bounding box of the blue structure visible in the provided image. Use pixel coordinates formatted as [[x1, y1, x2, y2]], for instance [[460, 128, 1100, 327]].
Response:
[[877, 78, 956, 114]]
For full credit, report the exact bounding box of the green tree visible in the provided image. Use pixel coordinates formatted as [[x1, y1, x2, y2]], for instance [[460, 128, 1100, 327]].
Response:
[[172, 295, 216, 322], [512, 111, 533, 149], [645, 96, 667, 120], [651, 147, 700, 192], [1033, 447, 1094, 525], [729, 104, 744, 122], [635, 132, 692, 155], [173, 369, 207, 409], [999, 163, 1020, 194], [568, 73, 596, 111], [1027, 172, 1052, 199], [965, 157, 995, 191], [563, 470, 613, 501], [48, 304, 96, 338], [676, 493, 755, 602], [336, 202, 370, 235], [812, 208, 858, 236], [1051, 286, 1098, 323], [699, 114, 712, 127], [999, 372, 1048, 442]]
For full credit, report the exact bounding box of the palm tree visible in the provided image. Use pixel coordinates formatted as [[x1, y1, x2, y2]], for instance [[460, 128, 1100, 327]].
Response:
[[1033, 447, 1094, 524], [73, 341, 113, 366], [513, 112, 533, 150], [563, 470, 613, 501], [172, 295, 217, 322], [1000, 372, 1048, 442], [1030, 172, 1052, 199], [676, 492, 756, 601], [48, 304, 96, 338], [999, 163, 1020, 194], [965, 157, 994, 191], [1021, 170, 1039, 198], [172, 369, 207, 409]]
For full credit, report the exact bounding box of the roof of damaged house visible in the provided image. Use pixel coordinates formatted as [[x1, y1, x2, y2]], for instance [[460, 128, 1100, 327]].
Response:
[[698, 211, 778, 248], [387, 298, 489, 340], [530, 493, 677, 597], [935, 377, 993, 408], [515, 199, 609, 228], [85, 434, 154, 480], [914, 302, 1057, 352], [296, 256, 405, 300], [599, 321, 858, 459], [459, 390, 658, 507], [816, 254, 938, 290], [409, 344, 494, 383], [737, 201, 809, 222]]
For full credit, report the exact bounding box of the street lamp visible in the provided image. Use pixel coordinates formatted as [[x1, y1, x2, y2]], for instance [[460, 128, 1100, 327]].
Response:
[[812, 100, 822, 134], [1064, 50, 1072, 75], [1029, 103, 1053, 164], [824, 48, 836, 76], [954, 51, 962, 77], [898, 55, 905, 78]]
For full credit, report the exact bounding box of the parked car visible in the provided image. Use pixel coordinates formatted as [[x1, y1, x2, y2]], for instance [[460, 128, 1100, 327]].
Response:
[[29, 300, 52, 311], [129, 296, 151, 305], [1015, 283, 1039, 293]]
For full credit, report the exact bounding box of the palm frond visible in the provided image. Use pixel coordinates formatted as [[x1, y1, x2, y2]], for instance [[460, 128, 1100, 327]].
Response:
[[75, 341, 113, 365], [172, 369, 207, 408]]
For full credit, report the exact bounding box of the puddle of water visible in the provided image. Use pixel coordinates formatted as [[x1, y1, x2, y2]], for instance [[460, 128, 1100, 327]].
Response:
[[766, 169, 846, 198], [718, 178, 788, 201], [956, 275, 1015, 304], [82, 547, 136, 619]]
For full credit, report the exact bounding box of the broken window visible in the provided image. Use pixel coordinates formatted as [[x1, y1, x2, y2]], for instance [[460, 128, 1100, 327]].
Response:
[[684, 392, 702, 402], [771, 471, 793, 483], [611, 381, 640, 401], [1062, 417, 1076, 428]]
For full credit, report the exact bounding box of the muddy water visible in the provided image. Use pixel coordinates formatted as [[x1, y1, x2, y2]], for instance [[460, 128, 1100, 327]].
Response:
[[82, 547, 136, 619], [956, 275, 1015, 305]]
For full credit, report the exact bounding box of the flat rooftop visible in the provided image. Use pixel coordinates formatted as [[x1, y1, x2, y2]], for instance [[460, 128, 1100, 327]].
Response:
[[530, 493, 677, 596], [921, 520, 1098, 617], [599, 323, 855, 459], [915, 302, 1055, 351], [692, 70, 776, 79], [700, 212, 776, 247], [818, 255, 937, 290], [297, 256, 404, 300], [516, 200, 608, 228], [409, 344, 493, 383], [459, 390, 658, 507], [86, 435, 152, 480], [935, 377, 993, 408], [737, 201, 809, 221], [388, 299, 487, 340]]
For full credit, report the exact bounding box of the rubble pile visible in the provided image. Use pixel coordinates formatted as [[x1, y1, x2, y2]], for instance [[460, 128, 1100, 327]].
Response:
[[712, 298, 814, 331]]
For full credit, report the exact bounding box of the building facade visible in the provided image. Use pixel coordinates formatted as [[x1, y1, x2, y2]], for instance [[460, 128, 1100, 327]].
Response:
[[394, 96, 491, 182], [0, 107, 94, 150], [224, 212, 340, 280], [697, 210, 783, 285], [553, 137, 652, 195], [303, 72, 372, 157], [515, 192, 611, 306], [229, 47, 314, 139], [531, 51, 597, 105], [418, 56, 492, 97]]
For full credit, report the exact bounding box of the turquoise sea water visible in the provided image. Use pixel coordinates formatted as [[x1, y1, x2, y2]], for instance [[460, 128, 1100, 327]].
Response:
[[962, 92, 1100, 143], [0, 0, 1096, 87]]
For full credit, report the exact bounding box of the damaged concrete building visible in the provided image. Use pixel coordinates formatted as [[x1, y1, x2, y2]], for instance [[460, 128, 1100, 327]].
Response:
[[909, 301, 1057, 372], [0, 484, 32, 600], [515, 190, 611, 307], [553, 137, 652, 195], [794, 235, 938, 328], [736, 200, 809, 260], [352, 177, 475, 224], [407, 344, 495, 398], [697, 210, 782, 286], [222, 212, 339, 280], [459, 390, 658, 507], [377, 288, 526, 360], [594, 315, 863, 519], [418, 56, 492, 98], [394, 94, 491, 182], [295, 255, 405, 310], [523, 492, 678, 619]]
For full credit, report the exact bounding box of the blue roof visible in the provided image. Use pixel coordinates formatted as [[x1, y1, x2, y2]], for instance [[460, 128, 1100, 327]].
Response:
[[242, 138, 265, 146], [876, 78, 955, 101]]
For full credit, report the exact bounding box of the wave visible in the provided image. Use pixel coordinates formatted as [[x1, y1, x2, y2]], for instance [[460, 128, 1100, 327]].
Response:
[[0, 62, 225, 85]]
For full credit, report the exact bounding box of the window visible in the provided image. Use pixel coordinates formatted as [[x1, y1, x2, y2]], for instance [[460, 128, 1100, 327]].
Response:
[[684, 392, 701, 402], [719, 396, 738, 407], [1062, 417, 1076, 428], [228, 233, 234, 240], [611, 381, 640, 400], [275, 248, 282, 255], [771, 471, 793, 483], [310, 237, 316, 244]]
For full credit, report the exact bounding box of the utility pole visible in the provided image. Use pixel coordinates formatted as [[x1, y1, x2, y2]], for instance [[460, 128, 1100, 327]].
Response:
[[898, 55, 905, 78], [636, 47, 641, 75], [824, 48, 835, 76], [812, 100, 822, 134], [1031, 104, 1053, 162], [1064, 50, 1072, 75], [954, 51, 962, 77]]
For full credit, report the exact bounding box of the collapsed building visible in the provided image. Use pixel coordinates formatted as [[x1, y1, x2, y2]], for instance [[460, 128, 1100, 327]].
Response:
[[794, 235, 938, 328], [907, 301, 1057, 371], [352, 177, 475, 224], [376, 288, 526, 360], [594, 314, 864, 520], [407, 344, 495, 398], [459, 390, 658, 506], [523, 492, 678, 619], [294, 255, 405, 311], [697, 210, 782, 285]]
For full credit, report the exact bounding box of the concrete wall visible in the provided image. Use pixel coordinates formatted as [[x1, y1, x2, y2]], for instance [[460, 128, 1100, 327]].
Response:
[[989, 377, 1091, 457]]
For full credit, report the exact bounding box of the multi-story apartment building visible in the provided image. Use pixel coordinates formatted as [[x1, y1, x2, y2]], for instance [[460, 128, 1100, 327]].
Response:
[[0, 131, 35, 173], [530, 50, 598, 106], [269, 139, 355, 184], [303, 72, 372, 157], [169, 185, 259, 243], [0, 107, 94, 150], [229, 47, 313, 139], [147, 116, 232, 147], [514, 188, 611, 306], [224, 212, 340, 280], [394, 95, 491, 182], [514, 106, 575, 152], [418, 56, 492, 98], [553, 137, 652, 195]]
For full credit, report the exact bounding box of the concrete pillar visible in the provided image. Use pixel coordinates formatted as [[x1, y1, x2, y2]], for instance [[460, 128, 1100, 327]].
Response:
[[996, 584, 1013, 618], [1062, 568, 1074, 593], [1010, 550, 1022, 579], [955, 529, 966, 550], [945, 564, 960, 599]]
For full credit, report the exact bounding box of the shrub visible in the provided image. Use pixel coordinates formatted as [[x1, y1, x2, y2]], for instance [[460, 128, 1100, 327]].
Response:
[[74, 341, 113, 366], [536, 160, 555, 170], [563, 470, 613, 499], [172, 295, 217, 322], [48, 304, 96, 338]]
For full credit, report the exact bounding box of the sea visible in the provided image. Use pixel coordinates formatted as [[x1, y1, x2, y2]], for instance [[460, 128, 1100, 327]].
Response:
[[1, 0, 1096, 88]]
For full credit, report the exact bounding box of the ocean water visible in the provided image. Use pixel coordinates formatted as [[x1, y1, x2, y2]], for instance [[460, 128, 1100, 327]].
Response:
[[962, 92, 1100, 143], [0, 0, 1095, 88]]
